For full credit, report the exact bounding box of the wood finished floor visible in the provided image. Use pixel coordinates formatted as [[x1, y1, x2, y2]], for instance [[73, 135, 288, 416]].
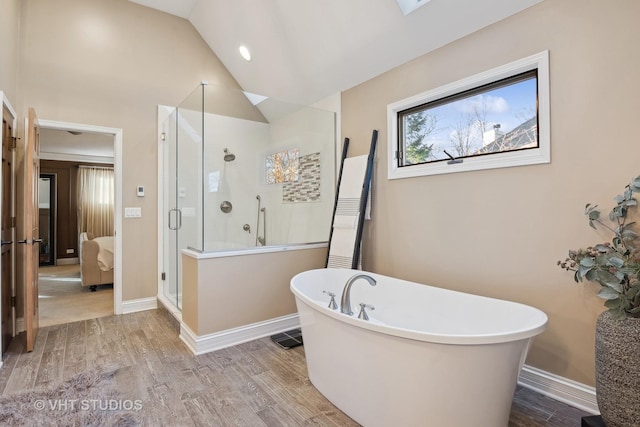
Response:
[[0, 309, 590, 426], [38, 264, 113, 327]]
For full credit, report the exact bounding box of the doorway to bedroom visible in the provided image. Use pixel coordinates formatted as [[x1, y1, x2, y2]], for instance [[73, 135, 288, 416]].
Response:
[[36, 120, 122, 327]]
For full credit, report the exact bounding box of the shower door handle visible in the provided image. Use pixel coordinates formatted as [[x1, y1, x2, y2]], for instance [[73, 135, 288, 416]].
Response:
[[168, 209, 177, 230], [168, 208, 182, 230]]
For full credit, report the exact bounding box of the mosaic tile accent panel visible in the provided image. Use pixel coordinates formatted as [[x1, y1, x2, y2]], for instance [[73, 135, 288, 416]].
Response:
[[283, 152, 321, 202]]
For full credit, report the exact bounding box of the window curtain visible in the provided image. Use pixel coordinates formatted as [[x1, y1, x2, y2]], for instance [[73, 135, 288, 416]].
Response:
[[77, 166, 114, 237]]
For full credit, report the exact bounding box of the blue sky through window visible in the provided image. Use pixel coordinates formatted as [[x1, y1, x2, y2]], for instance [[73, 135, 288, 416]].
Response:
[[401, 74, 537, 164]]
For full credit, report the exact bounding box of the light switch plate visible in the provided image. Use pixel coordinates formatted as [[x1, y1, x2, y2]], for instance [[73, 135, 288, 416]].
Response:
[[125, 207, 142, 218]]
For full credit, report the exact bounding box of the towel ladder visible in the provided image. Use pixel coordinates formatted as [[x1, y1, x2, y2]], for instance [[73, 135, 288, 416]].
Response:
[[325, 130, 378, 269]]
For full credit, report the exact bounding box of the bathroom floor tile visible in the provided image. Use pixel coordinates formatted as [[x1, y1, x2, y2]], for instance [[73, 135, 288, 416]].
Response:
[[0, 309, 591, 426]]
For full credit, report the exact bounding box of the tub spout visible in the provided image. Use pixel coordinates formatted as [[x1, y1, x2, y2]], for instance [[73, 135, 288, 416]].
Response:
[[340, 274, 377, 315]]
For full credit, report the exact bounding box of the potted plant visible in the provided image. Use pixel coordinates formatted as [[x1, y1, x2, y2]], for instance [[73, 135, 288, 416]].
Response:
[[558, 175, 640, 427]]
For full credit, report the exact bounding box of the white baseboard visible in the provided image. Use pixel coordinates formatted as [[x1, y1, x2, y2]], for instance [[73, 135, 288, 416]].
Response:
[[16, 317, 24, 333], [121, 297, 157, 314], [180, 314, 300, 355], [519, 364, 599, 414], [56, 257, 79, 265]]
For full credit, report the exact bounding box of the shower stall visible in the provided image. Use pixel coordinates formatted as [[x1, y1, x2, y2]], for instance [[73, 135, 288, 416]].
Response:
[[159, 82, 336, 313]]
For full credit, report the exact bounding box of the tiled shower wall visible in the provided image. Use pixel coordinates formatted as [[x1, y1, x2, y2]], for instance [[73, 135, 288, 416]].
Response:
[[282, 152, 321, 203]]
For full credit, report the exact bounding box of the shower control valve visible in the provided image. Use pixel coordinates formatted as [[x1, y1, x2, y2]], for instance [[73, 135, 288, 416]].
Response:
[[322, 290, 339, 310]]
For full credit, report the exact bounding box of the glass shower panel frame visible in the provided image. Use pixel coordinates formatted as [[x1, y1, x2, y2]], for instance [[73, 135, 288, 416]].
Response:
[[176, 84, 205, 254]]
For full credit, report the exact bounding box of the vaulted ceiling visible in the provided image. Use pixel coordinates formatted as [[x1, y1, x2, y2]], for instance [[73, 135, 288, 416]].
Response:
[[129, 0, 543, 105], [38, 1, 544, 159]]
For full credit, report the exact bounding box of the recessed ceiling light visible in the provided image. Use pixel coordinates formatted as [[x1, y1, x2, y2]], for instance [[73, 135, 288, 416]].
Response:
[[239, 45, 252, 61]]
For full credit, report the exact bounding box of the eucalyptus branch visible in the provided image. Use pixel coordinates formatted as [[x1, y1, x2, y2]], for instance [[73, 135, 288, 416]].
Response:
[[559, 175, 640, 319], [592, 217, 618, 236]]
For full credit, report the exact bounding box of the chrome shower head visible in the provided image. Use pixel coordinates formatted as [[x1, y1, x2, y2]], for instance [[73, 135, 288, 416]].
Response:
[[223, 148, 236, 162]]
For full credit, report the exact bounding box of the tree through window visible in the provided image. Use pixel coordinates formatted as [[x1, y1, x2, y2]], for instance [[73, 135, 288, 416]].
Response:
[[387, 51, 549, 179], [397, 70, 538, 167]]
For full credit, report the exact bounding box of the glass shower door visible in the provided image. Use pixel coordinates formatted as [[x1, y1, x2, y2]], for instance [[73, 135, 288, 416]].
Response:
[[163, 108, 180, 310], [162, 84, 205, 312]]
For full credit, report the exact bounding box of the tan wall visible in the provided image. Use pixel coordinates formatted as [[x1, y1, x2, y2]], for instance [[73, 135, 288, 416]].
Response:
[[181, 254, 199, 332], [341, 0, 640, 386], [16, 0, 242, 302], [0, 0, 20, 102], [182, 246, 326, 336]]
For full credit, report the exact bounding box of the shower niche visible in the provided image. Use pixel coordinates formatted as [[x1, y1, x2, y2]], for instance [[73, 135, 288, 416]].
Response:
[[160, 82, 336, 311]]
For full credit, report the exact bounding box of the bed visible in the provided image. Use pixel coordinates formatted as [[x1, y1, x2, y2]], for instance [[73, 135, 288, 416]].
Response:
[[79, 232, 114, 291]]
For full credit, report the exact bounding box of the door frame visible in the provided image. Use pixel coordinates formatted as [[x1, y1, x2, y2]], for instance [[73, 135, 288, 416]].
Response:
[[0, 92, 17, 363], [38, 119, 123, 315]]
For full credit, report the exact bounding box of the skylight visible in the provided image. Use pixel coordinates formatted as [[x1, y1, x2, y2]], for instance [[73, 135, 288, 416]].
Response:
[[396, 0, 432, 15]]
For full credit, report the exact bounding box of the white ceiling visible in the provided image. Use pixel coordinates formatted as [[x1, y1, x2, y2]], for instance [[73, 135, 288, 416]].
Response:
[[41, 0, 543, 158], [40, 128, 114, 164], [129, 0, 197, 19], [130, 0, 543, 105]]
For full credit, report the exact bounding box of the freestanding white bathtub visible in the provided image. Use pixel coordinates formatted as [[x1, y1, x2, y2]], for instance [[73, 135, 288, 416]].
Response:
[[290, 268, 548, 427]]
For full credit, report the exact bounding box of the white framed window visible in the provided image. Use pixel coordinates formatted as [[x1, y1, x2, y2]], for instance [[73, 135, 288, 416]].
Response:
[[387, 50, 550, 179]]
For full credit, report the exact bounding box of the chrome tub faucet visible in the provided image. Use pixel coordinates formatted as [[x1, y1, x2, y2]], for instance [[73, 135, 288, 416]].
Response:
[[340, 274, 377, 315]]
